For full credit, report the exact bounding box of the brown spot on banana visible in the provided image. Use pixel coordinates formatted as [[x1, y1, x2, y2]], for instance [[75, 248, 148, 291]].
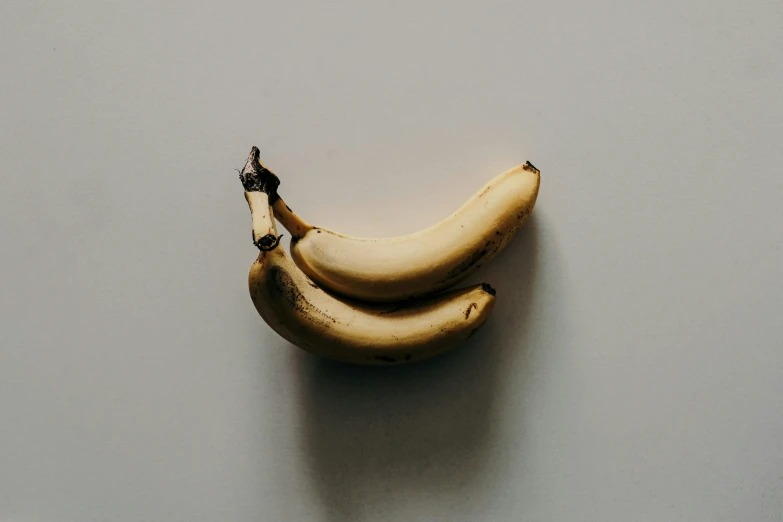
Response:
[[268, 266, 337, 327], [443, 239, 496, 282], [465, 302, 478, 319], [445, 247, 488, 280]]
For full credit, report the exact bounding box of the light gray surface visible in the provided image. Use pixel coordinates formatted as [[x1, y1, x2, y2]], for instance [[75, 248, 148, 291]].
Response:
[[1, 1, 782, 520]]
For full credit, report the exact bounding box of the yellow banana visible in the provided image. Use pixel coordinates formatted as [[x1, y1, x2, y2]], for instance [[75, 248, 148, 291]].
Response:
[[240, 148, 496, 366], [256, 150, 540, 302]]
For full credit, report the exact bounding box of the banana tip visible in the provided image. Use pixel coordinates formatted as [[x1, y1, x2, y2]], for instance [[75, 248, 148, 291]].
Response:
[[481, 283, 496, 296], [522, 161, 540, 175]]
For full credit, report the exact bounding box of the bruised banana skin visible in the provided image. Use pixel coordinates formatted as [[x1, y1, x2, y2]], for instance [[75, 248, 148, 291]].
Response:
[[240, 154, 496, 366], [270, 160, 540, 302]]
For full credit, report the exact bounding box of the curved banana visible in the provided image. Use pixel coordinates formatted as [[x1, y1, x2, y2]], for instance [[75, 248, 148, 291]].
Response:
[[260, 153, 539, 302], [240, 149, 496, 366]]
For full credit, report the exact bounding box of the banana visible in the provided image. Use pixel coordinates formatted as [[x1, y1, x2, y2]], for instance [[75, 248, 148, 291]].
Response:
[[239, 148, 496, 366], [256, 150, 540, 302]]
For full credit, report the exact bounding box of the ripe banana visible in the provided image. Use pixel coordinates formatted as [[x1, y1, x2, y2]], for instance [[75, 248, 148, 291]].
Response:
[[239, 148, 496, 366], [258, 151, 540, 302]]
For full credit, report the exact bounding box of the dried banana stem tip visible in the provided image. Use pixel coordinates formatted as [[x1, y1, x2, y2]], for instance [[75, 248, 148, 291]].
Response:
[[239, 146, 281, 200]]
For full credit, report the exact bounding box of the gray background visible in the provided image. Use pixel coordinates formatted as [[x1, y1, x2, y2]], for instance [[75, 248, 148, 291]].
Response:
[[1, 0, 782, 520]]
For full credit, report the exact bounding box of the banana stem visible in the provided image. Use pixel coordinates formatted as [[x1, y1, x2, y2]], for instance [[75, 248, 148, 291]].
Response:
[[239, 147, 315, 238], [245, 191, 280, 249], [272, 197, 313, 240], [238, 146, 313, 242], [239, 147, 285, 251]]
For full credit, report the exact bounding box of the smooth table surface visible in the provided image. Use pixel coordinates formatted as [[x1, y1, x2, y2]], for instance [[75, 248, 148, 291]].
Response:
[[1, 1, 782, 520]]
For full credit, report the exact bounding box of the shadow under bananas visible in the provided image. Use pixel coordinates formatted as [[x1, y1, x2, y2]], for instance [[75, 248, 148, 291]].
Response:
[[293, 217, 542, 522]]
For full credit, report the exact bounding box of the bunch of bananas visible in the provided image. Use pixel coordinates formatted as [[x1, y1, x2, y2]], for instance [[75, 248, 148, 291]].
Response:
[[238, 147, 540, 365]]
